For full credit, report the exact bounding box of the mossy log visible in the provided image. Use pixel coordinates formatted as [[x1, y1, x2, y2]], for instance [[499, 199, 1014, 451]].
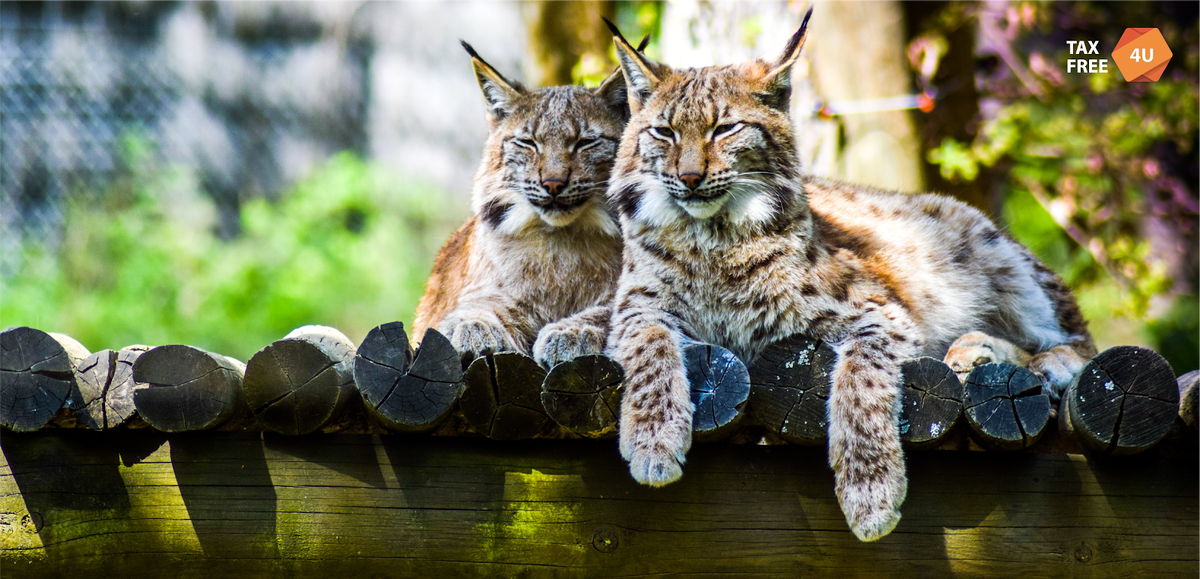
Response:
[[963, 363, 1051, 451], [540, 355, 623, 438], [1062, 346, 1179, 456], [243, 326, 357, 435], [354, 323, 464, 433], [0, 327, 90, 432], [460, 353, 550, 440], [1, 431, 1196, 578], [69, 346, 149, 430], [131, 345, 245, 432]]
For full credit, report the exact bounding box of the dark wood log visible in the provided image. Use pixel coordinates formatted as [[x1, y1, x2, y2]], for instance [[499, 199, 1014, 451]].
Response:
[[0, 327, 90, 432], [353, 324, 464, 433], [899, 357, 964, 449], [69, 346, 149, 430], [683, 342, 750, 440], [963, 363, 1051, 451], [243, 326, 357, 435], [2, 431, 1196, 578], [460, 352, 549, 440], [131, 345, 244, 432], [1178, 370, 1198, 433], [1063, 346, 1179, 456], [747, 335, 835, 445], [540, 355, 623, 438]]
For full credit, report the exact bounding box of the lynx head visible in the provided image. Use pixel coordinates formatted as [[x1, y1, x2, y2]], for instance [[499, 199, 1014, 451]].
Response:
[[605, 11, 812, 233], [464, 41, 638, 237]]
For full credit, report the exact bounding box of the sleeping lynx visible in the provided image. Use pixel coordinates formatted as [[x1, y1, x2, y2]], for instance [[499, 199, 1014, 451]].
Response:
[[413, 41, 636, 368], [604, 13, 1095, 542]]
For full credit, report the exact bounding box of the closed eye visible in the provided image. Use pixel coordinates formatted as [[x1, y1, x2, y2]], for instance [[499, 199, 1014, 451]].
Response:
[[574, 137, 601, 152], [712, 123, 742, 138], [649, 126, 675, 141], [512, 138, 539, 151]]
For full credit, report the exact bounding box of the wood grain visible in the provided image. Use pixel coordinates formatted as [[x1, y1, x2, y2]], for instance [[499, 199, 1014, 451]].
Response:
[[1, 431, 1195, 578]]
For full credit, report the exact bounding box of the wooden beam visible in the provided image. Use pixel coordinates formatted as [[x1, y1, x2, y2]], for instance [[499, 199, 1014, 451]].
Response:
[[2, 431, 1196, 577]]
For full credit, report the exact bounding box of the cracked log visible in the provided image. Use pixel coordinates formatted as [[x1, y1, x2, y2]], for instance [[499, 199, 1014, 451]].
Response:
[[1062, 346, 1178, 456], [69, 345, 150, 430], [684, 342, 751, 441], [899, 357, 964, 449], [747, 335, 835, 445], [461, 352, 550, 440], [131, 345, 245, 432], [354, 323, 463, 433], [964, 363, 1051, 451], [540, 355, 623, 438], [0, 327, 90, 432], [244, 326, 357, 435]]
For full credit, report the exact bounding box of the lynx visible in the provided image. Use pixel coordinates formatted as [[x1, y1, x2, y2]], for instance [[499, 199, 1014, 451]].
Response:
[[412, 41, 638, 369], [604, 13, 1095, 542]]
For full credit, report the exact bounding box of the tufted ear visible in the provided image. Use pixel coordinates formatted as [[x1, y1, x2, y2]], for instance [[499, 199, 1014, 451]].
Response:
[[756, 7, 812, 113], [461, 40, 527, 127], [604, 19, 666, 115], [595, 35, 651, 120]]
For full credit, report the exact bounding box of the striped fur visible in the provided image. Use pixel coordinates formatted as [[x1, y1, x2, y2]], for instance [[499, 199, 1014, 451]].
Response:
[[413, 42, 628, 368], [604, 13, 1095, 542]]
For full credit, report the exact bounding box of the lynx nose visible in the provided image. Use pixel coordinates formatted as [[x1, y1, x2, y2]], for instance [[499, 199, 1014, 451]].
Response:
[[542, 180, 566, 197], [679, 173, 703, 191]]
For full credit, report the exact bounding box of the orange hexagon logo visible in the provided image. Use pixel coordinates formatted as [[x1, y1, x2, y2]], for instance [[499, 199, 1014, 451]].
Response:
[[1112, 28, 1173, 82]]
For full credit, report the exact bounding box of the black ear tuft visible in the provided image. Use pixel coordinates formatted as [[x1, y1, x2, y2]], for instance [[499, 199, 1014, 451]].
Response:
[[637, 35, 651, 52], [460, 39, 481, 60]]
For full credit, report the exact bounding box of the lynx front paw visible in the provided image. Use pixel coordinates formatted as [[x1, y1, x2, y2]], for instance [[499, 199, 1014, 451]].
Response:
[[445, 317, 517, 364], [1027, 345, 1088, 403], [944, 331, 1031, 383], [533, 322, 606, 368]]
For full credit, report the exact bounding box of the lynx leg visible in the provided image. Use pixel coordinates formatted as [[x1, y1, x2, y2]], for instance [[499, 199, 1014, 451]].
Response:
[[533, 305, 611, 368], [944, 331, 1033, 384], [613, 324, 693, 487]]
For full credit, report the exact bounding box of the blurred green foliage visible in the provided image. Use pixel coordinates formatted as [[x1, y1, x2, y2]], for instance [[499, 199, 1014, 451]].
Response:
[[1, 138, 465, 361]]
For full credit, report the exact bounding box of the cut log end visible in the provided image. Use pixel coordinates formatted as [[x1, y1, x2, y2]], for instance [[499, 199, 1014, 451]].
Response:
[[460, 352, 549, 440], [1066, 346, 1179, 456], [900, 357, 964, 449], [131, 345, 244, 432], [747, 335, 835, 445], [684, 342, 750, 441], [541, 355, 623, 438], [1, 327, 90, 432], [355, 325, 463, 433], [70, 347, 147, 430], [964, 363, 1050, 451], [244, 325, 356, 435]]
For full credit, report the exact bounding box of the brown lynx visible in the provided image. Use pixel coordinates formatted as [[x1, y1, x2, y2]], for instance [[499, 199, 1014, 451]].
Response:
[[604, 12, 1095, 542], [413, 41, 636, 368]]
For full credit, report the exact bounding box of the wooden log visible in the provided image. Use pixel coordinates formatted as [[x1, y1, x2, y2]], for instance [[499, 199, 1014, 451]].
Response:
[[243, 326, 357, 435], [1178, 370, 1198, 433], [131, 345, 244, 432], [68, 346, 150, 430], [963, 363, 1051, 451], [460, 352, 550, 440], [899, 357, 964, 449], [747, 335, 835, 445], [1062, 346, 1179, 456], [353, 323, 464, 433], [2, 431, 1196, 578], [683, 342, 750, 440], [0, 327, 90, 432], [540, 355, 623, 438]]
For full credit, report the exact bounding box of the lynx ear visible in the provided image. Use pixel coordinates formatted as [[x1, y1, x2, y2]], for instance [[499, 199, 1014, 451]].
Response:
[[757, 8, 812, 113], [461, 40, 526, 127], [595, 35, 651, 120], [604, 19, 663, 115]]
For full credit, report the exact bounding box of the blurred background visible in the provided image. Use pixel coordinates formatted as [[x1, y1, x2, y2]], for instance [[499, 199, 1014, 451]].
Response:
[[1, 1, 1196, 374]]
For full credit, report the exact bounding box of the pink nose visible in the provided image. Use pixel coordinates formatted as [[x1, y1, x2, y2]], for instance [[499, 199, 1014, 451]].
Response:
[[543, 180, 566, 196], [679, 173, 703, 191]]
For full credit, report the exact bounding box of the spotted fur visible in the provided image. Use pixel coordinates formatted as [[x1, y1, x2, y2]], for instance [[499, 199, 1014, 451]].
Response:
[[413, 41, 632, 368], [604, 12, 1095, 542]]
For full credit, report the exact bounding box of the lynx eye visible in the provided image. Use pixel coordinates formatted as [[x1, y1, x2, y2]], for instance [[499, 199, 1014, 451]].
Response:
[[512, 138, 539, 151], [649, 126, 675, 140], [712, 123, 742, 138], [574, 137, 600, 152]]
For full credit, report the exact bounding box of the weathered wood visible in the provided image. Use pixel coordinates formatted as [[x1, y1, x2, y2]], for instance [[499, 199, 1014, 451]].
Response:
[[69, 346, 149, 430], [131, 345, 244, 432], [0, 327, 90, 432], [899, 357, 964, 449], [1064, 346, 1179, 456], [683, 342, 750, 440], [1177, 370, 1198, 434], [243, 326, 356, 435], [460, 353, 550, 440], [540, 355, 623, 438], [354, 324, 463, 433], [747, 335, 835, 445], [1, 431, 1196, 578], [964, 363, 1051, 451]]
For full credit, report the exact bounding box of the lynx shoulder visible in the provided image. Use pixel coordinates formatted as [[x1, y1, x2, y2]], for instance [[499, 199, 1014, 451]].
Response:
[[412, 41, 631, 368], [603, 13, 1094, 542]]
